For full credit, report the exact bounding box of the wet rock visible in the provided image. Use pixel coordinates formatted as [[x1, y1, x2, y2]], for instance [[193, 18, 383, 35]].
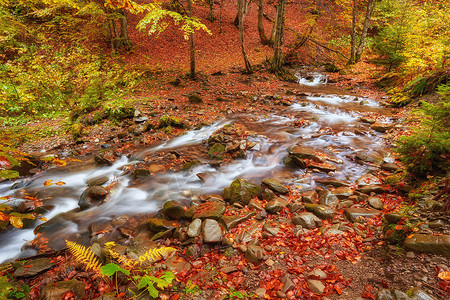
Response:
[[265, 196, 289, 214], [359, 184, 386, 194], [187, 219, 202, 237], [371, 122, 394, 133], [186, 244, 200, 258], [260, 188, 276, 200], [78, 186, 108, 210], [148, 164, 166, 173], [355, 152, 383, 165], [318, 189, 339, 207], [86, 175, 109, 187], [292, 212, 322, 229], [94, 149, 116, 166], [302, 190, 319, 203], [220, 266, 238, 274], [428, 219, 445, 229], [316, 178, 349, 188], [368, 196, 384, 210], [221, 211, 256, 230], [262, 179, 289, 194], [248, 199, 265, 211], [14, 258, 56, 278], [208, 143, 226, 159], [381, 162, 402, 172], [263, 221, 281, 237], [287, 145, 325, 162], [151, 229, 173, 241], [192, 201, 226, 220], [147, 218, 179, 233], [344, 207, 382, 222], [132, 168, 151, 179], [307, 279, 325, 294], [408, 287, 437, 300], [223, 178, 261, 205], [332, 186, 353, 199], [404, 234, 450, 258], [245, 245, 265, 265], [287, 201, 304, 213], [307, 161, 337, 172], [305, 203, 336, 220], [356, 173, 382, 186], [40, 279, 85, 300], [359, 117, 376, 124], [202, 219, 223, 243], [163, 200, 186, 219], [283, 155, 307, 168], [182, 159, 201, 171]]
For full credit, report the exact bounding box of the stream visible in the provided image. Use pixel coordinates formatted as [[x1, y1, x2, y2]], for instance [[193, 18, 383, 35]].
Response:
[[0, 73, 394, 263]]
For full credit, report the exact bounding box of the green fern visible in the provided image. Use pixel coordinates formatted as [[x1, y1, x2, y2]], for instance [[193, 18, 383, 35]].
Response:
[[66, 240, 102, 272]]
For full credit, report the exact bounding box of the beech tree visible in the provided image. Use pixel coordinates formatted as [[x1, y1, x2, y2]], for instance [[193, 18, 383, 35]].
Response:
[[237, 0, 253, 73], [348, 0, 377, 64]]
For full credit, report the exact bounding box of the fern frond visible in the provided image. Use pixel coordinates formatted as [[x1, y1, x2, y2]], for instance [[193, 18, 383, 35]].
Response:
[[138, 247, 177, 265], [66, 240, 102, 272], [104, 243, 138, 269]]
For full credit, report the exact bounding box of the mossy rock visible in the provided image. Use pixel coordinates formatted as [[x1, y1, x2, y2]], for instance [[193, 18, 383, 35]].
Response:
[[105, 106, 135, 121], [224, 178, 261, 205], [208, 143, 226, 159], [70, 123, 83, 141], [182, 160, 201, 171], [187, 92, 203, 103], [323, 63, 341, 73], [147, 218, 179, 233], [192, 201, 226, 220], [163, 200, 186, 219], [157, 115, 188, 129]]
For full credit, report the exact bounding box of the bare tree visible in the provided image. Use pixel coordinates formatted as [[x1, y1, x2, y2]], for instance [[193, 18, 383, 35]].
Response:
[[348, 0, 376, 64], [187, 0, 196, 79], [237, 0, 253, 73], [272, 0, 287, 73]]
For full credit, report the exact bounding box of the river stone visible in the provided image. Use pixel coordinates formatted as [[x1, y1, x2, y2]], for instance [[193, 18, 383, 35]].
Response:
[[245, 244, 265, 265], [359, 184, 386, 194], [302, 190, 318, 203], [40, 279, 85, 300], [208, 143, 226, 159], [192, 201, 226, 220], [368, 196, 384, 210], [202, 219, 223, 243], [332, 186, 353, 199], [14, 258, 56, 278], [355, 151, 383, 165], [287, 201, 304, 213], [307, 269, 327, 279], [260, 188, 276, 200], [132, 168, 151, 179], [371, 122, 394, 133], [78, 186, 108, 210], [94, 149, 116, 166], [407, 287, 437, 300], [165, 256, 191, 273], [380, 162, 402, 172], [383, 213, 403, 224], [262, 179, 289, 194], [187, 219, 202, 237], [292, 212, 322, 229], [359, 117, 376, 124], [344, 207, 382, 222], [307, 161, 337, 172], [86, 175, 109, 187], [307, 279, 325, 294], [404, 234, 450, 258], [316, 178, 349, 187], [265, 196, 289, 214], [356, 173, 382, 186], [287, 145, 325, 162], [163, 200, 186, 219], [318, 189, 339, 207], [147, 218, 179, 233], [281, 275, 295, 293], [221, 211, 256, 230], [305, 204, 337, 220], [248, 198, 265, 211], [283, 155, 307, 168], [223, 178, 261, 205], [182, 159, 201, 171]]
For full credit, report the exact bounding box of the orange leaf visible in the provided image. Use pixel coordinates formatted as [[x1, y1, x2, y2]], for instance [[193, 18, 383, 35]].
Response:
[[55, 181, 66, 186], [395, 225, 403, 231], [438, 271, 450, 281], [53, 159, 67, 166], [43, 180, 53, 187]]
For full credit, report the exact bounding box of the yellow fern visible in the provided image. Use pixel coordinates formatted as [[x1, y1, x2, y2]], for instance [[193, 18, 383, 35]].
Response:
[[138, 247, 177, 265], [104, 241, 138, 268], [66, 240, 102, 272]]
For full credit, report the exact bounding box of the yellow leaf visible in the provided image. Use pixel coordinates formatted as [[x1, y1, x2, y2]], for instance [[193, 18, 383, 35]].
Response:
[[43, 180, 53, 187], [55, 181, 66, 186], [438, 271, 450, 281], [53, 159, 67, 166], [10, 216, 23, 229]]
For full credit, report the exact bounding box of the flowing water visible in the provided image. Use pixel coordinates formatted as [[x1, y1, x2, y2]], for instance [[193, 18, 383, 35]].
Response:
[[0, 74, 393, 263]]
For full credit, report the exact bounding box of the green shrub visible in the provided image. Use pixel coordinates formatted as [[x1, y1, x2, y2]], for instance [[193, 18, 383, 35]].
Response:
[[395, 84, 450, 177]]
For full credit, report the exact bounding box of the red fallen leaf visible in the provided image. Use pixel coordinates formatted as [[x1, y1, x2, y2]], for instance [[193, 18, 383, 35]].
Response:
[[395, 225, 403, 230], [364, 284, 374, 291], [0, 156, 11, 168], [362, 291, 375, 299], [335, 285, 343, 294], [381, 280, 389, 288]]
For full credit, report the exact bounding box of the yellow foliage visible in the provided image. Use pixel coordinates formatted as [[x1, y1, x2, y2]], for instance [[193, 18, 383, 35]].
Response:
[[66, 240, 102, 272]]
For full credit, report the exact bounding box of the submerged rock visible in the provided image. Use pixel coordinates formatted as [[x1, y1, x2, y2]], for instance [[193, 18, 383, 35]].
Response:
[[78, 186, 108, 210], [262, 179, 289, 194], [287, 145, 325, 162]]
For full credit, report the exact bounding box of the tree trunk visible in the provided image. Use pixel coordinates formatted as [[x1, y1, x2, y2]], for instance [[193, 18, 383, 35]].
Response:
[[272, 0, 287, 73], [238, 0, 253, 73], [234, 0, 250, 27], [220, 0, 223, 33], [208, 0, 214, 22], [119, 9, 131, 50], [257, 0, 270, 45], [355, 0, 376, 63], [347, 0, 357, 65], [187, 0, 196, 79]]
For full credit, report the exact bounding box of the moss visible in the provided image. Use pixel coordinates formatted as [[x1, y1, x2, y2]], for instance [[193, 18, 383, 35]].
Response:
[[208, 143, 226, 159], [70, 123, 83, 141], [157, 115, 187, 129]]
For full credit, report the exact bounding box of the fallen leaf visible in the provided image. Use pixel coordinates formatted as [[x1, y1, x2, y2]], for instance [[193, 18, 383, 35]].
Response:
[[43, 180, 53, 187], [438, 271, 450, 281]]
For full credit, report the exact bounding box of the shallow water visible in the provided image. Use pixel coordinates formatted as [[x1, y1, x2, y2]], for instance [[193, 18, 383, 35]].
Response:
[[0, 75, 392, 263]]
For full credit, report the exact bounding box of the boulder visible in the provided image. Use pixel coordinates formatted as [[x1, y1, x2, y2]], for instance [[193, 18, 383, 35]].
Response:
[[265, 197, 289, 214], [292, 212, 322, 229], [163, 200, 186, 219], [359, 185, 386, 194], [262, 179, 289, 194], [332, 186, 353, 199], [318, 189, 339, 207], [223, 179, 261, 205], [368, 196, 384, 210], [221, 211, 256, 230], [78, 186, 108, 210], [14, 258, 56, 278], [287, 145, 325, 162], [283, 155, 307, 168], [344, 207, 381, 222], [371, 122, 394, 133], [302, 190, 318, 203], [208, 143, 226, 159], [202, 219, 223, 243], [192, 201, 226, 220], [404, 234, 450, 258], [187, 219, 202, 237], [305, 204, 336, 220]]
